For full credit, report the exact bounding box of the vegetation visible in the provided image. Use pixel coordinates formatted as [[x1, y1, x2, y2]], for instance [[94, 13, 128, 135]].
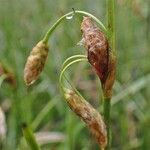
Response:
[[0, 0, 150, 150]]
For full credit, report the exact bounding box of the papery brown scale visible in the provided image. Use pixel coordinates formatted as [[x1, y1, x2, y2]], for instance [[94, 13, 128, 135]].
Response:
[[81, 17, 109, 84]]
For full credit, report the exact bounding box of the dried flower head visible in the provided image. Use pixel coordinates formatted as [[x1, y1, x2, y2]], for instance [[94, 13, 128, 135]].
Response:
[[81, 17, 116, 98], [64, 88, 107, 149], [24, 40, 48, 86]]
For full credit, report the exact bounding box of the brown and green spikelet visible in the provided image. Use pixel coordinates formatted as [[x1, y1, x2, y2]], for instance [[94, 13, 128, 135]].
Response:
[[81, 17, 116, 98], [24, 40, 48, 86], [64, 88, 107, 149]]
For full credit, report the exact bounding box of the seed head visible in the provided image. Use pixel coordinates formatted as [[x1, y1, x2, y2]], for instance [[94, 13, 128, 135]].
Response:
[[64, 89, 107, 149], [24, 40, 48, 86], [81, 17, 116, 98]]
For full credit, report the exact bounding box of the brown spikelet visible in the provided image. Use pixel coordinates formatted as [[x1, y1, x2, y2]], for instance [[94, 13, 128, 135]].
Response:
[[81, 17, 116, 98], [24, 40, 48, 86], [81, 17, 109, 83], [64, 89, 107, 149]]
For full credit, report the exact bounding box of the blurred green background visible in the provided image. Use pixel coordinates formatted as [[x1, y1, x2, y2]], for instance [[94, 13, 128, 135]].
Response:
[[0, 0, 150, 150]]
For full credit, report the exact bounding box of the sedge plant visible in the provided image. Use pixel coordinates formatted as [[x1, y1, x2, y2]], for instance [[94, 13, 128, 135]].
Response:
[[23, 1, 116, 149]]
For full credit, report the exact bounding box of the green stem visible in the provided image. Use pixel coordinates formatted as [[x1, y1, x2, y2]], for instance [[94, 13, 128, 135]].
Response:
[[107, 0, 115, 53], [59, 56, 87, 102], [62, 55, 86, 69], [22, 123, 40, 150], [103, 98, 111, 150], [59, 58, 87, 91], [43, 10, 107, 43], [103, 0, 115, 149]]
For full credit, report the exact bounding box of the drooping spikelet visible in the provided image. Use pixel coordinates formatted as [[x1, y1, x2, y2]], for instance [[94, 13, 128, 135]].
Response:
[[81, 17, 116, 98], [64, 88, 107, 149], [24, 40, 48, 86]]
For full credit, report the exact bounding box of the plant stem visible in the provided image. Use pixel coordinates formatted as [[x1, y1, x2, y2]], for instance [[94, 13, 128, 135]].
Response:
[[43, 10, 107, 43], [22, 123, 40, 150], [103, 0, 115, 149], [59, 58, 87, 91], [107, 0, 115, 53], [103, 98, 111, 150]]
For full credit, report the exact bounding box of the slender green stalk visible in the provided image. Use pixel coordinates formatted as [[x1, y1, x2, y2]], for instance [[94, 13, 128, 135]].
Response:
[[107, 0, 115, 53], [22, 123, 40, 150], [62, 55, 86, 69], [59, 56, 88, 103], [103, 0, 115, 149], [59, 58, 87, 90], [103, 98, 111, 149], [43, 10, 107, 43]]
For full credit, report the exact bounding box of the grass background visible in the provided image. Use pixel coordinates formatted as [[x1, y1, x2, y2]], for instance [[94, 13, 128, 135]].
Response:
[[0, 0, 150, 150]]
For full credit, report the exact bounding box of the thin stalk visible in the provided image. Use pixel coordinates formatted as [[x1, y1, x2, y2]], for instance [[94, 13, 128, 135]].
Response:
[[103, 0, 115, 149], [22, 123, 40, 150], [103, 98, 111, 149], [59, 57, 87, 102], [43, 10, 107, 43], [62, 55, 87, 69], [59, 58, 87, 90], [107, 0, 115, 53]]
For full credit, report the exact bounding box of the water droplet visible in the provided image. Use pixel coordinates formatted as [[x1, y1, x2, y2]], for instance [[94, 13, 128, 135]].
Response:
[[66, 15, 73, 20]]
